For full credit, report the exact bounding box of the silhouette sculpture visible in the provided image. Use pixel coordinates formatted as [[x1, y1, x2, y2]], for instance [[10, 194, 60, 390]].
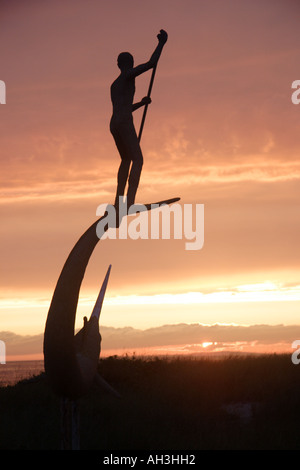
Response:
[[43, 28, 179, 449], [110, 29, 168, 217]]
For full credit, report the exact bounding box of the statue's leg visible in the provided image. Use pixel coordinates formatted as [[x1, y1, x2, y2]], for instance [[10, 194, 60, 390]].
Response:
[[126, 126, 144, 207], [111, 125, 131, 208], [112, 121, 143, 209], [115, 159, 131, 206]]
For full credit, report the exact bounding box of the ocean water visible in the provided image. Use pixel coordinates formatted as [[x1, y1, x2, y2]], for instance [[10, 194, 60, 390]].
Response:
[[0, 360, 44, 387]]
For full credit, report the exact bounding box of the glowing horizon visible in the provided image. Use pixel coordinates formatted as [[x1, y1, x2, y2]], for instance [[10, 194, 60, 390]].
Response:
[[1, 280, 300, 338]]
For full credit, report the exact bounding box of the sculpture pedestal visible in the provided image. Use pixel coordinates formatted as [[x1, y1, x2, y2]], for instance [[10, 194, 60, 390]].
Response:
[[60, 397, 80, 450]]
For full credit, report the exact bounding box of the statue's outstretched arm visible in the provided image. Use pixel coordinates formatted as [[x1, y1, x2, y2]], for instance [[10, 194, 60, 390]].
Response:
[[126, 29, 168, 79]]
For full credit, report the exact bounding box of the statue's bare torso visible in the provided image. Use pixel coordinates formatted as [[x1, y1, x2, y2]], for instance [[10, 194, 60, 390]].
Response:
[[110, 72, 135, 122]]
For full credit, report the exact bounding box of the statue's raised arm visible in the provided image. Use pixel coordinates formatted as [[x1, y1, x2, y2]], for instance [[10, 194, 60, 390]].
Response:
[[126, 29, 168, 79]]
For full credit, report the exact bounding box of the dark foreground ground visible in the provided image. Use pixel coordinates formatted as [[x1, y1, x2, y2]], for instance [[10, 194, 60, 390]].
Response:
[[0, 354, 300, 450]]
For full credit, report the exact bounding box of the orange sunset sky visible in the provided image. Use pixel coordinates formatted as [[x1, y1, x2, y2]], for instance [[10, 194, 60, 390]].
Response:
[[1, 0, 300, 359]]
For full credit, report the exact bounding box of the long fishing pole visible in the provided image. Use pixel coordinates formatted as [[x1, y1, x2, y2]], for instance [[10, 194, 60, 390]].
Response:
[[138, 63, 157, 143]]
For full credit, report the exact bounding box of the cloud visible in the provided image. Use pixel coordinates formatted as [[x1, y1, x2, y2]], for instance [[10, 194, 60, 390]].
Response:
[[1, 0, 300, 203], [1, 323, 299, 359], [100, 323, 300, 349]]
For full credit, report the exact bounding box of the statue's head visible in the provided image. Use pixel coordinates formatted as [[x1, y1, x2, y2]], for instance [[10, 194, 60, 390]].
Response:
[[117, 52, 134, 70]]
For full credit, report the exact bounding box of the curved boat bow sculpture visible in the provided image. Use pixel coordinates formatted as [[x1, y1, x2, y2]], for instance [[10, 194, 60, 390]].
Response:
[[43, 217, 111, 400], [43, 198, 180, 400]]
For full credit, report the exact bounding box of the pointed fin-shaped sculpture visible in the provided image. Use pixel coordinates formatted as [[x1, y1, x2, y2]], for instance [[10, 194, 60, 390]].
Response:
[[90, 264, 111, 320], [73, 264, 111, 350], [75, 265, 112, 395]]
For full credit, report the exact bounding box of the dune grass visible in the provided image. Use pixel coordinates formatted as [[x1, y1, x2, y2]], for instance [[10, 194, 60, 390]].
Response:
[[0, 353, 300, 450]]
